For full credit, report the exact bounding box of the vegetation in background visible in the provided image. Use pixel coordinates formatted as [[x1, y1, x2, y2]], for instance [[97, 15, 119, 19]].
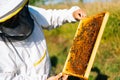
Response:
[[29, 0, 47, 5], [32, 0, 120, 80]]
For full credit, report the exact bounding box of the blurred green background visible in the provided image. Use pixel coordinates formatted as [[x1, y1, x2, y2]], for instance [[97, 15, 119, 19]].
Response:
[[31, 0, 120, 80]]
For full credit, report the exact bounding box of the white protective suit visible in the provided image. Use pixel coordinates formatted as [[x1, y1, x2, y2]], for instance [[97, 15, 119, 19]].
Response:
[[0, 5, 80, 80]]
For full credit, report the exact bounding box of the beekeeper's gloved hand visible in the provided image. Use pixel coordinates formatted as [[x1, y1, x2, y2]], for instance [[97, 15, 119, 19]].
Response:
[[47, 73, 68, 80], [73, 9, 86, 21]]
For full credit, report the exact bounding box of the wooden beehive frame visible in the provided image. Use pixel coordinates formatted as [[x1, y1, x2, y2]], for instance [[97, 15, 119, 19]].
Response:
[[62, 12, 109, 80]]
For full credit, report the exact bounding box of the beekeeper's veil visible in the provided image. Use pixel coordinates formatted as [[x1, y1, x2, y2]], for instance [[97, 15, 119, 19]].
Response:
[[0, 0, 34, 40]]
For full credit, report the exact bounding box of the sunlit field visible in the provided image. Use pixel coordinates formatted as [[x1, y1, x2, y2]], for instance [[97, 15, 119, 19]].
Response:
[[38, 1, 120, 80]]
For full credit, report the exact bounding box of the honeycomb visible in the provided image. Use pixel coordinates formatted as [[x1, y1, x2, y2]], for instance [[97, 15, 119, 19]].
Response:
[[62, 12, 109, 80]]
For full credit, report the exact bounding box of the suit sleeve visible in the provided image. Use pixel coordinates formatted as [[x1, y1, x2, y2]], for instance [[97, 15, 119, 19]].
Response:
[[28, 6, 80, 30]]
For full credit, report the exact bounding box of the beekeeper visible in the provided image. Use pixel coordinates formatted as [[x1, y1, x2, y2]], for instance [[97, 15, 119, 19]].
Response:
[[0, 0, 86, 80]]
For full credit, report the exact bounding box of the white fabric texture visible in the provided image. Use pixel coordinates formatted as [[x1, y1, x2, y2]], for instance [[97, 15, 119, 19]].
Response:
[[0, 5, 80, 80]]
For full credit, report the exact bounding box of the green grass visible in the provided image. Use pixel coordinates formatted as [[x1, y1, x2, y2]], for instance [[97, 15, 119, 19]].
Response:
[[44, 22, 79, 75], [42, 1, 120, 80]]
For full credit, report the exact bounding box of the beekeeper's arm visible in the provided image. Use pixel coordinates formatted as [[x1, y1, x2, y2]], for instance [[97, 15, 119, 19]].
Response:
[[29, 6, 86, 30]]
